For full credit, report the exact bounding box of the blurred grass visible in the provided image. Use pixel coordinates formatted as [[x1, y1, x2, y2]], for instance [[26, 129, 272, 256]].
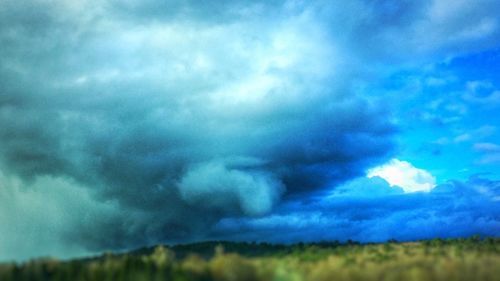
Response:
[[1, 236, 499, 281]]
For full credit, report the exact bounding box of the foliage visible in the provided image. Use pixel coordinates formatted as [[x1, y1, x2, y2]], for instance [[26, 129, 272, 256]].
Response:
[[1, 237, 499, 281]]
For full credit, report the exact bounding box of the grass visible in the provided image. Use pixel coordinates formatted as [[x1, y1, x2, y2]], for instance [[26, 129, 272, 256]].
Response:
[[0, 236, 499, 281]]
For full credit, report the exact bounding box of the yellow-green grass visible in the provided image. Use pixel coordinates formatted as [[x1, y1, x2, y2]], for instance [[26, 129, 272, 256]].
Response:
[[1, 237, 499, 281]]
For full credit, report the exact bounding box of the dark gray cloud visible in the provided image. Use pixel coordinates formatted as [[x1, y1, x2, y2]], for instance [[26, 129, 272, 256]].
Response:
[[0, 0, 395, 260], [1, 0, 499, 261]]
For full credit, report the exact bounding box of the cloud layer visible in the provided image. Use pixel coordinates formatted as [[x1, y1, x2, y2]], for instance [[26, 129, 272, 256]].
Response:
[[213, 176, 500, 243]]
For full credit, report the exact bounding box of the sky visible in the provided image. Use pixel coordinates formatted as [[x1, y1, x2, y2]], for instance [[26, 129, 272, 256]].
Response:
[[0, 0, 499, 261]]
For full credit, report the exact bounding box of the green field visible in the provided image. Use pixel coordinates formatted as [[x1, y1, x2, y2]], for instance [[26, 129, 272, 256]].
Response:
[[1, 237, 499, 281]]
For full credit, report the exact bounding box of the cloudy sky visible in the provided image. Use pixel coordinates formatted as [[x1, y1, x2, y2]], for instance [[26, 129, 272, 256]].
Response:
[[0, 0, 499, 261]]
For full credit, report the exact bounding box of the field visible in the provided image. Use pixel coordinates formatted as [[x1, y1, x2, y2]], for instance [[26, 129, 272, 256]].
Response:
[[1, 237, 499, 281]]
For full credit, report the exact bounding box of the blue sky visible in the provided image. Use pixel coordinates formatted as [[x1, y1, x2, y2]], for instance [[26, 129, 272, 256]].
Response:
[[0, 0, 499, 261], [366, 48, 500, 183]]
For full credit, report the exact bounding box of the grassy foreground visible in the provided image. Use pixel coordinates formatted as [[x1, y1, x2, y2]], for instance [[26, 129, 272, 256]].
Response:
[[1, 237, 499, 281]]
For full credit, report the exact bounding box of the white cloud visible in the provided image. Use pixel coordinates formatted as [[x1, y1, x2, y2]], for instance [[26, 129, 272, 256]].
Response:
[[367, 159, 436, 193], [473, 142, 500, 152], [419, 0, 500, 54], [448, 126, 497, 144], [454, 133, 471, 143], [463, 80, 500, 106], [477, 153, 500, 165], [473, 142, 500, 165]]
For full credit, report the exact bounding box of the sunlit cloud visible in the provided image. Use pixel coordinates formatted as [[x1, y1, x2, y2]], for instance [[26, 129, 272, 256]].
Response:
[[367, 159, 436, 193]]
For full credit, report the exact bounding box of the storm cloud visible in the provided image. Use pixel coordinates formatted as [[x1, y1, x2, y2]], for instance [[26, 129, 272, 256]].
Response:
[[1, 0, 500, 261]]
